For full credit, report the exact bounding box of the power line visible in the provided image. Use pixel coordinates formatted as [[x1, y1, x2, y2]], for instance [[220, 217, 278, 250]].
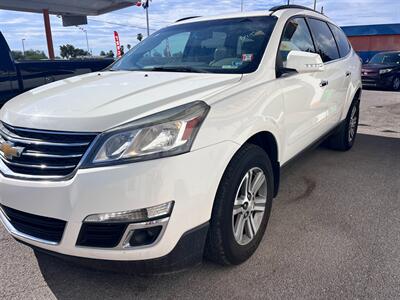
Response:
[[88, 18, 157, 32]]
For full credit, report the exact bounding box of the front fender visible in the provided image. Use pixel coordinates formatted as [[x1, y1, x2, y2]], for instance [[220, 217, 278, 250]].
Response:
[[193, 84, 284, 162], [341, 52, 362, 121]]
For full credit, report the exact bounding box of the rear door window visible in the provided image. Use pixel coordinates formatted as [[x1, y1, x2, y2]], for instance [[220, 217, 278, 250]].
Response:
[[328, 24, 351, 58], [278, 17, 315, 67], [307, 18, 340, 63]]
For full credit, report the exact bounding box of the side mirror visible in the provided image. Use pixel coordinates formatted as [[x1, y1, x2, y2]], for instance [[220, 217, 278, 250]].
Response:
[[286, 50, 325, 73]]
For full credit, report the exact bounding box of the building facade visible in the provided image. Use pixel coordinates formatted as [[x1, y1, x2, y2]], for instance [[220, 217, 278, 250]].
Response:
[[341, 24, 400, 63]]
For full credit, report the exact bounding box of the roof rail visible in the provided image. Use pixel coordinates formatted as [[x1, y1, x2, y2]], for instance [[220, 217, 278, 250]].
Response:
[[269, 4, 322, 15], [175, 16, 201, 23]]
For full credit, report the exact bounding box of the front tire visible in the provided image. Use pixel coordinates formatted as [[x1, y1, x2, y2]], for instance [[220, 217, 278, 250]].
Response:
[[205, 144, 274, 265], [392, 76, 400, 91]]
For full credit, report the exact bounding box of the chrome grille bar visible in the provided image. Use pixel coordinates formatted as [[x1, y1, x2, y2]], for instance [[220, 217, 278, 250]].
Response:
[[0, 122, 98, 179], [0, 127, 91, 147], [4, 160, 76, 170], [22, 151, 83, 159]]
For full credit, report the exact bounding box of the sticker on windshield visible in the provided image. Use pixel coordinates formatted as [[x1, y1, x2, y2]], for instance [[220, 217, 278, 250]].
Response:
[[232, 60, 243, 67], [222, 65, 238, 69], [242, 54, 254, 62]]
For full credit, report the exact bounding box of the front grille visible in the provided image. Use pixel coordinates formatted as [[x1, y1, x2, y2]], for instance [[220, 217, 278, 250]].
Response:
[[362, 70, 379, 76], [0, 122, 97, 178], [1, 205, 66, 243], [76, 223, 128, 248], [362, 78, 378, 85]]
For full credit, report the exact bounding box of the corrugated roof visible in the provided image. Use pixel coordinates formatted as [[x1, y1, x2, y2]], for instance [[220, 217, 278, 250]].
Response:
[[341, 23, 400, 37], [0, 0, 139, 16]]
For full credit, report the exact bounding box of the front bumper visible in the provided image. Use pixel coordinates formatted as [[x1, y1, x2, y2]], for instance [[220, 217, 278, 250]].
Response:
[[0, 141, 239, 263], [18, 222, 210, 275], [361, 74, 393, 88]]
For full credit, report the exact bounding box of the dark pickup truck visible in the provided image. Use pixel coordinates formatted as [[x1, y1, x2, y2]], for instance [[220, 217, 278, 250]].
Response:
[[0, 32, 114, 107]]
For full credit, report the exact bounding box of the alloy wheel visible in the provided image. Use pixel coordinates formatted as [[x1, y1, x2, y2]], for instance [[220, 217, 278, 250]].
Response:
[[393, 77, 400, 90], [348, 105, 358, 143], [232, 167, 267, 245]]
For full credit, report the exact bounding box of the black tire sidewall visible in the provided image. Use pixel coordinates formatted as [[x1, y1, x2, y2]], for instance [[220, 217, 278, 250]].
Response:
[[393, 76, 400, 91], [217, 145, 274, 264], [345, 99, 360, 148]]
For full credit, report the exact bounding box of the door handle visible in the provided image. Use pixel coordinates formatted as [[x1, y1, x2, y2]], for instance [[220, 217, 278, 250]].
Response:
[[345, 71, 351, 77], [320, 80, 329, 87]]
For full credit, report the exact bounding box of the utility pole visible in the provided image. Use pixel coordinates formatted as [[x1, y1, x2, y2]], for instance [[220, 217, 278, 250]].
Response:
[[241, 0, 244, 12], [287, 0, 290, 5], [146, 6, 150, 36], [84, 30, 90, 54], [313, 0, 317, 10], [142, 0, 150, 37], [21, 38, 26, 57], [77, 26, 91, 55]]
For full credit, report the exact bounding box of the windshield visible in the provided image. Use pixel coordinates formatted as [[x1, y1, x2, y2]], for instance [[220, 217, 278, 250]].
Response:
[[369, 52, 400, 65], [110, 16, 277, 74]]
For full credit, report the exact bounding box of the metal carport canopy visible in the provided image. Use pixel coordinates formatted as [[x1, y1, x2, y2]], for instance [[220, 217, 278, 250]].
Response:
[[0, 0, 140, 59], [0, 0, 139, 16]]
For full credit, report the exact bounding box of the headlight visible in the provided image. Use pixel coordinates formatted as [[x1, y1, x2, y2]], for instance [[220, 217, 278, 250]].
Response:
[[379, 68, 393, 75], [82, 101, 209, 167]]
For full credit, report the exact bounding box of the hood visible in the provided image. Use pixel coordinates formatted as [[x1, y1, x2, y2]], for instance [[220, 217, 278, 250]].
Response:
[[362, 63, 399, 70], [0, 71, 241, 132]]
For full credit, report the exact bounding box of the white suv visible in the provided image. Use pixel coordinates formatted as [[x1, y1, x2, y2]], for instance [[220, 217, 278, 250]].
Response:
[[0, 5, 361, 273]]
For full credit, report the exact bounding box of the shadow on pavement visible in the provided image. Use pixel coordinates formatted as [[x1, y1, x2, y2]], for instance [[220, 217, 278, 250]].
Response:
[[34, 134, 400, 300]]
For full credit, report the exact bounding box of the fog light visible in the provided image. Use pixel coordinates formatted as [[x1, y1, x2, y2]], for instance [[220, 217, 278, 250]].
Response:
[[83, 201, 174, 223], [129, 226, 163, 247]]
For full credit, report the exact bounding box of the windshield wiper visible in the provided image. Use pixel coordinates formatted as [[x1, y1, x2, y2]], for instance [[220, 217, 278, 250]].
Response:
[[147, 66, 207, 73]]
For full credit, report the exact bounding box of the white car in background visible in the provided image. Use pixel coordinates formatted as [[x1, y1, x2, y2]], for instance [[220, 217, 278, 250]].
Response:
[[0, 5, 361, 273]]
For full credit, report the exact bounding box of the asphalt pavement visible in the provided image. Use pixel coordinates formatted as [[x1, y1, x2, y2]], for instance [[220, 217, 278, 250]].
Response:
[[0, 90, 399, 299]]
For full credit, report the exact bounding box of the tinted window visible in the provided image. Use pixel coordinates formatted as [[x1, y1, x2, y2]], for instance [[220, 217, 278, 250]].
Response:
[[369, 52, 400, 65], [278, 17, 315, 67], [147, 32, 190, 59], [307, 18, 340, 62], [328, 24, 351, 57], [110, 17, 277, 74]]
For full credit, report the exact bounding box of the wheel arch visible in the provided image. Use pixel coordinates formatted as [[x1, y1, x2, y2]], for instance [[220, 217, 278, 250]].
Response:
[[342, 85, 362, 121], [350, 87, 362, 112], [245, 131, 280, 198], [354, 87, 362, 102]]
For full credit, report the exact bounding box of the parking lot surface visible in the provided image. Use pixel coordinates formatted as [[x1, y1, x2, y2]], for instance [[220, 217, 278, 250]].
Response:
[[358, 89, 400, 138], [0, 90, 399, 299]]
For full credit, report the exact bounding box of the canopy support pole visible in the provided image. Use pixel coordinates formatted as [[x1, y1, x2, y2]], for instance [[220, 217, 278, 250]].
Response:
[[43, 9, 55, 59]]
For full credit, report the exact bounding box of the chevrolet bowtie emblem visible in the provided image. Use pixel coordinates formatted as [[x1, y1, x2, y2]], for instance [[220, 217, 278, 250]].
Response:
[[0, 141, 24, 160]]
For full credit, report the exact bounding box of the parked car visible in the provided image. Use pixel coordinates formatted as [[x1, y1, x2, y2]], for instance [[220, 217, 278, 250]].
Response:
[[0, 32, 114, 107], [362, 51, 400, 90], [0, 5, 361, 274]]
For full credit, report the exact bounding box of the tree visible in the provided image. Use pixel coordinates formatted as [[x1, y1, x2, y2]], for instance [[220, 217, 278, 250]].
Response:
[[137, 33, 143, 42], [59, 44, 75, 59], [11, 51, 24, 60], [11, 50, 48, 60], [106, 50, 114, 58], [99, 50, 114, 58], [59, 44, 89, 59], [74, 48, 90, 57]]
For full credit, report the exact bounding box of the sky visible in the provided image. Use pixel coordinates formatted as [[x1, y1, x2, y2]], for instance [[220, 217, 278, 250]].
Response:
[[0, 0, 399, 57]]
